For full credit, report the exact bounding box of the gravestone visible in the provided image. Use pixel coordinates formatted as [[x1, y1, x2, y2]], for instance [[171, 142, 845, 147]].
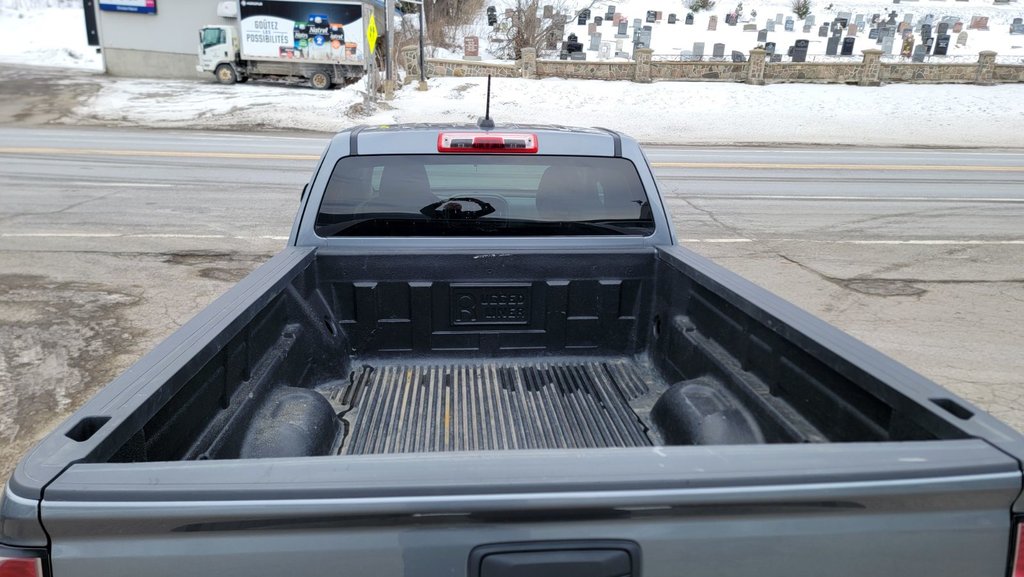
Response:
[[898, 22, 908, 33], [693, 41, 705, 58], [577, 10, 588, 25], [887, 11, 898, 25], [600, 42, 612, 59], [1012, 18, 1024, 35], [838, 11, 852, 23], [901, 36, 914, 57], [712, 43, 726, 57], [708, 15, 718, 30], [668, 13, 677, 24], [559, 50, 568, 60], [871, 13, 880, 24], [937, 22, 948, 35], [793, 38, 810, 61], [464, 36, 480, 59], [924, 36, 934, 52], [956, 31, 968, 45], [818, 25, 829, 36], [921, 24, 932, 40], [646, 10, 656, 23], [787, 45, 795, 56], [565, 33, 583, 53], [848, 23, 858, 35], [725, 13, 737, 26], [969, 16, 988, 30], [922, 14, 934, 27], [487, 6, 497, 26], [803, 24, 812, 33], [638, 28, 652, 48], [616, 21, 628, 37], [826, 35, 841, 55], [570, 51, 587, 60], [841, 37, 856, 55], [588, 22, 597, 34], [616, 38, 623, 50], [869, 27, 880, 39], [767, 20, 776, 32], [776, 13, 784, 23], [806, 14, 816, 26], [634, 18, 642, 29], [731, 50, 746, 62], [589, 33, 602, 50], [606, 4, 615, 18], [833, 25, 844, 37], [613, 12, 623, 25], [543, 4, 553, 18], [953, 21, 962, 33], [615, 51, 630, 58], [744, 23, 758, 31], [758, 29, 768, 41], [881, 34, 895, 54], [594, 16, 603, 25], [934, 33, 950, 54], [855, 14, 865, 27], [765, 41, 777, 55], [784, 17, 794, 31], [903, 13, 914, 25], [902, 27, 914, 39], [912, 44, 926, 61], [685, 12, 694, 25], [835, 17, 848, 29], [656, 11, 663, 22], [771, 54, 782, 62]]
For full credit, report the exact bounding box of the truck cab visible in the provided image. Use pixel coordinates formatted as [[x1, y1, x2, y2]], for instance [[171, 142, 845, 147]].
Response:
[[197, 25, 242, 83]]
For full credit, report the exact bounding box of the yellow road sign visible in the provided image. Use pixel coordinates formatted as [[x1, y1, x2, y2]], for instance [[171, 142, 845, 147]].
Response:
[[367, 14, 378, 54]]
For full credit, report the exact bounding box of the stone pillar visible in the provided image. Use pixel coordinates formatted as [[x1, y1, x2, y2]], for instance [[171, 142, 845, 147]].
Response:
[[859, 49, 883, 86], [633, 48, 653, 83], [401, 46, 419, 84], [747, 48, 766, 85], [521, 47, 537, 79], [976, 50, 997, 85]]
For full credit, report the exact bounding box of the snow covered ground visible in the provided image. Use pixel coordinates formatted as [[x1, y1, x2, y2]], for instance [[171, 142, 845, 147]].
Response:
[[462, 0, 1024, 62], [0, 3, 103, 70], [1, 3, 1022, 146], [70, 75, 1024, 147]]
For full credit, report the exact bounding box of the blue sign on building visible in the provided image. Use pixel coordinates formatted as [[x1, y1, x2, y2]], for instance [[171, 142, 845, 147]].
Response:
[[99, 0, 157, 14]]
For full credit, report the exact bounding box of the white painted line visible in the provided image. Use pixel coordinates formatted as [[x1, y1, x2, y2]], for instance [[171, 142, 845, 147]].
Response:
[[0, 233, 289, 240], [680, 238, 1024, 245], [67, 182, 174, 188], [677, 195, 1024, 203]]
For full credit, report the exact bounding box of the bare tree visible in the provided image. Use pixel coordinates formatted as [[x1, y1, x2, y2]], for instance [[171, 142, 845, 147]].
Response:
[[487, 0, 599, 60]]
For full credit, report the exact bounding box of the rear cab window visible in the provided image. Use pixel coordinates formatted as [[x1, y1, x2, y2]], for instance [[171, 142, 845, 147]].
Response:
[[315, 155, 655, 237]]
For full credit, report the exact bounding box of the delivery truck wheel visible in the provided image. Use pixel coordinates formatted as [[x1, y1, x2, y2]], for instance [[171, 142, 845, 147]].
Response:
[[310, 70, 332, 90], [215, 64, 237, 85]]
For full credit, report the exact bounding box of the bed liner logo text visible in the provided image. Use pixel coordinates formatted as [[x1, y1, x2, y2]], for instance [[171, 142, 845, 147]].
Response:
[[451, 286, 530, 325]]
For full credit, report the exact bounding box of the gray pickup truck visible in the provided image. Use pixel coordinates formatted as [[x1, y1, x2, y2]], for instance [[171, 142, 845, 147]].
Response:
[[3, 125, 1024, 577]]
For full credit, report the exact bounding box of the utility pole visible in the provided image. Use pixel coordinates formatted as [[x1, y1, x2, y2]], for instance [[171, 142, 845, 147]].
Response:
[[383, 0, 395, 99]]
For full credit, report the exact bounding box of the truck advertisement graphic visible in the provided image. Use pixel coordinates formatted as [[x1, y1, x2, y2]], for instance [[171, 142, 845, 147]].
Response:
[[239, 0, 363, 63]]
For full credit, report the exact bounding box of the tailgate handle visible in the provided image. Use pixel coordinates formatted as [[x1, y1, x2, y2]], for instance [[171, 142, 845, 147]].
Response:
[[469, 541, 640, 577]]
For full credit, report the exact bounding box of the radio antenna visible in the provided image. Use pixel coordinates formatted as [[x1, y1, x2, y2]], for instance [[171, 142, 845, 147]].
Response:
[[478, 75, 495, 129]]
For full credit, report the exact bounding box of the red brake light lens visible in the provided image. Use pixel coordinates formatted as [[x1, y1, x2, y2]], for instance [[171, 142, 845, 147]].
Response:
[[0, 557, 42, 577], [1014, 522, 1024, 577], [438, 132, 538, 153]]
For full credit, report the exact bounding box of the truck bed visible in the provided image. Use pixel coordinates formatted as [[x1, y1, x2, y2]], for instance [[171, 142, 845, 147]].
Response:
[[327, 358, 657, 454]]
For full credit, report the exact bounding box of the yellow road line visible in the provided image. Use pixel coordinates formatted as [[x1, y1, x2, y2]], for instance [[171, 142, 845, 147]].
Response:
[[0, 146, 319, 161], [651, 162, 1024, 172]]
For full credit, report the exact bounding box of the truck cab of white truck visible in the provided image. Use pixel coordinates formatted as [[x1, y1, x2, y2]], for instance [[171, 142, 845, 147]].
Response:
[[198, 25, 243, 84]]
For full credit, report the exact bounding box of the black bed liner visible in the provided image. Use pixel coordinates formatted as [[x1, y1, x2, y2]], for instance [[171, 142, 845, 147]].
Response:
[[324, 358, 662, 454]]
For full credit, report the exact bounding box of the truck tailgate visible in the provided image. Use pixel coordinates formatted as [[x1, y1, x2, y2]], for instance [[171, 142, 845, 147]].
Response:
[[41, 439, 1020, 577]]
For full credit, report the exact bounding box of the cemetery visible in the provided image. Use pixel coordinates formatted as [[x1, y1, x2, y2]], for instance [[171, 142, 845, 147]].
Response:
[[410, 0, 1024, 85]]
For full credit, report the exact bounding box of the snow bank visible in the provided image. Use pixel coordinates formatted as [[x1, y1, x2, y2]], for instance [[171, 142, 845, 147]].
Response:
[[0, 4, 103, 70], [73, 75, 1024, 147]]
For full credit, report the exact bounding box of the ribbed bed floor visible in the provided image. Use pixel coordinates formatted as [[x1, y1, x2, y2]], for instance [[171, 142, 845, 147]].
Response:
[[329, 359, 655, 454]]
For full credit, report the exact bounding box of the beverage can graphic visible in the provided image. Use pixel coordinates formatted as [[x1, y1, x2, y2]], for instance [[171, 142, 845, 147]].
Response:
[[329, 23, 344, 57]]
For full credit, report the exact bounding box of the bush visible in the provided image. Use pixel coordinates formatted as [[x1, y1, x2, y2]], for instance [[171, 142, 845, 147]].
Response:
[[791, 0, 811, 19], [687, 0, 716, 13]]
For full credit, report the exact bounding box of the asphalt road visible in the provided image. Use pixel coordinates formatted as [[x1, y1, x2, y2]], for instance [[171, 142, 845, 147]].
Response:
[[1, 125, 1022, 481]]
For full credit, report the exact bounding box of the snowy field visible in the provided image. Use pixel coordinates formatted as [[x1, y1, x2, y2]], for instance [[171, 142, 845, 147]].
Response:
[[70, 75, 1024, 147], [1, 3, 1022, 146]]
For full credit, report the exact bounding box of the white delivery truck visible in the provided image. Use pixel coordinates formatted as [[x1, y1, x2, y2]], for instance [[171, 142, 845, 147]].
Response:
[[198, 0, 377, 89]]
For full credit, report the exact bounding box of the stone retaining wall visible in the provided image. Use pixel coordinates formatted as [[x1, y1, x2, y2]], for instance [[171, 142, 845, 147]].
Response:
[[400, 46, 1023, 86]]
